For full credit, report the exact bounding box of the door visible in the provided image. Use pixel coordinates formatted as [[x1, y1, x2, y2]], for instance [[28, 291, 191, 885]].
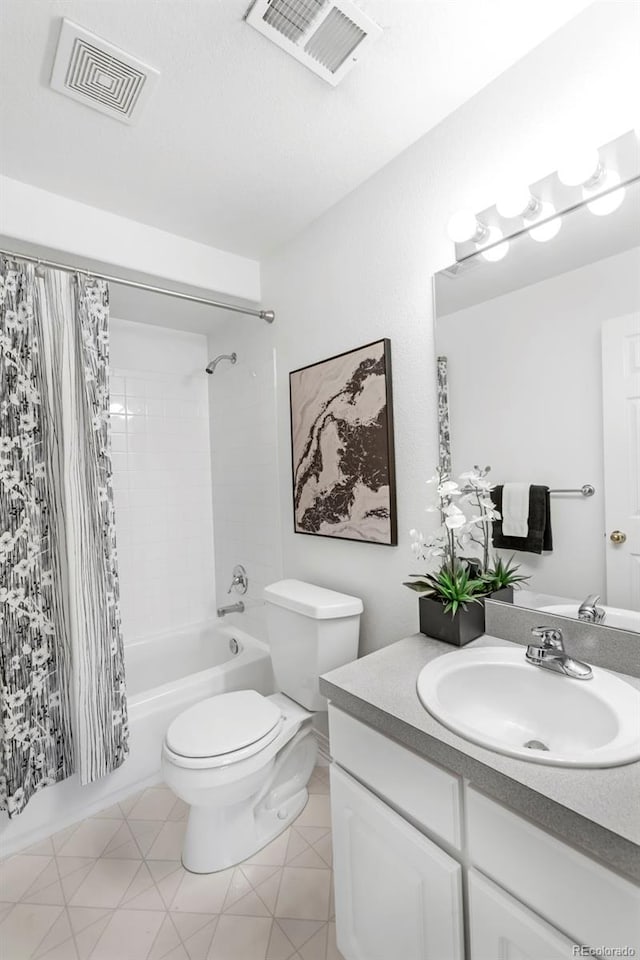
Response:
[[468, 870, 576, 959], [330, 764, 463, 960], [602, 312, 640, 609]]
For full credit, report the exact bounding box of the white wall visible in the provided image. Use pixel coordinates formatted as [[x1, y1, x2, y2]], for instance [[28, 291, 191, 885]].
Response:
[[438, 247, 640, 601], [0, 175, 260, 302], [110, 318, 216, 641], [262, 3, 640, 655], [206, 318, 283, 641]]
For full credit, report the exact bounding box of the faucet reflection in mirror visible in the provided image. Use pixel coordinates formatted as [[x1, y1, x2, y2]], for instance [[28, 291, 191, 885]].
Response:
[[404, 467, 529, 645]]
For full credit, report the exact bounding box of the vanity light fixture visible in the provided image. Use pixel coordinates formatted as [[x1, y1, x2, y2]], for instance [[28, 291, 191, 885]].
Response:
[[495, 186, 542, 220], [480, 228, 509, 262], [447, 210, 489, 244], [585, 170, 626, 216], [557, 146, 605, 188], [529, 201, 563, 242]]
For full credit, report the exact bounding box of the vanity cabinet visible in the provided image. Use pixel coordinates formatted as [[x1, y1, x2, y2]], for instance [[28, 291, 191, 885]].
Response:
[[331, 765, 464, 960], [468, 870, 575, 959], [328, 706, 640, 960]]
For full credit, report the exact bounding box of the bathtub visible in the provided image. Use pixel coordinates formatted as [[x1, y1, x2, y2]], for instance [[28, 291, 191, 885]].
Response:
[[0, 623, 274, 857]]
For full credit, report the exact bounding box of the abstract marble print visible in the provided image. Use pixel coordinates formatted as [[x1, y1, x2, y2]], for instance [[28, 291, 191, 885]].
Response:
[[289, 339, 397, 545]]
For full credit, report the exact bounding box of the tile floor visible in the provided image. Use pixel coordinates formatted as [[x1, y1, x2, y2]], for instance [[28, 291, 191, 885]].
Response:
[[0, 766, 343, 960]]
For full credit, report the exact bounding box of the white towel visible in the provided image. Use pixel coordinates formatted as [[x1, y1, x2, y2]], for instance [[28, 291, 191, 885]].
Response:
[[502, 483, 530, 538]]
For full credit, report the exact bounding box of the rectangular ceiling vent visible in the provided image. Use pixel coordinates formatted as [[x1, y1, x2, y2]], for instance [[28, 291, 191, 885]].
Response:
[[245, 0, 381, 86], [50, 19, 160, 124]]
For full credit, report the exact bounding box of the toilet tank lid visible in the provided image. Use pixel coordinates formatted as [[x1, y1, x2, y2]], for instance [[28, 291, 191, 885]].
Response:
[[263, 579, 363, 619]]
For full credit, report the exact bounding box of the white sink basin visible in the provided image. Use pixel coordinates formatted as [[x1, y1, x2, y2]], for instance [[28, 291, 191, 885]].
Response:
[[417, 647, 640, 767], [540, 604, 640, 633]]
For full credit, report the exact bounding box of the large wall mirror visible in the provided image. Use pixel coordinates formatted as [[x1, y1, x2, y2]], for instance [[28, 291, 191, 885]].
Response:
[[434, 177, 640, 633]]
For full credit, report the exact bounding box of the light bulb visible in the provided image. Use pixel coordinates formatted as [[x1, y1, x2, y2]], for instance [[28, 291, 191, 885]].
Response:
[[529, 202, 562, 242], [557, 147, 603, 187], [447, 210, 488, 244], [481, 227, 509, 262], [585, 170, 626, 216], [496, 186, 540, 220]]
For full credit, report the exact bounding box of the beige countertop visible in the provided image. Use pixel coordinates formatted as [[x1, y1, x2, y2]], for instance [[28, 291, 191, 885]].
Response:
[[320, 633, 640, 883]]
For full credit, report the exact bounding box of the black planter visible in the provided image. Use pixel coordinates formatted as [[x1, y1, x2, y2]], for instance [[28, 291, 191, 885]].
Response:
[[418, 596, 485, 646], [489, 586, 514, 604]]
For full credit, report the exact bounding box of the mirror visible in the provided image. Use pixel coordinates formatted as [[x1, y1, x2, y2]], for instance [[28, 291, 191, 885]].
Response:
[[434, 178, 640, 633]]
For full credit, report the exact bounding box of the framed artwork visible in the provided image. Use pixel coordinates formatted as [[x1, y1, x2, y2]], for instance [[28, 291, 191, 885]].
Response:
[[289, 338, 397, 545]]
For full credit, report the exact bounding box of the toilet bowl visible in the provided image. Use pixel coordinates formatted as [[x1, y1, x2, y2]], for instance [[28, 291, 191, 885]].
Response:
[[162, 579, 363, 874]]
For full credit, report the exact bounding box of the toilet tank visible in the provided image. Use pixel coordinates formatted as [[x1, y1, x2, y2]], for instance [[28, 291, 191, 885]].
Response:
[[263, 579, 363, 711]]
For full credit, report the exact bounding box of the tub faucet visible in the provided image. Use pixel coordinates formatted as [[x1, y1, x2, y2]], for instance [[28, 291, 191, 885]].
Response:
[[578, 594, 605, 624], [525, 626, 593, 680], [217, 601, 245, 618]]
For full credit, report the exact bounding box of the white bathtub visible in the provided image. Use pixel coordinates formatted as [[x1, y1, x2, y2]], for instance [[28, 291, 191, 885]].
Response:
[[0, 623, 274, 857]]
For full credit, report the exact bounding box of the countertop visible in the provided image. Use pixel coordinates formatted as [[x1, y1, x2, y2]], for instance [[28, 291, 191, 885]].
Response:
[[319, 633, 640, 883]]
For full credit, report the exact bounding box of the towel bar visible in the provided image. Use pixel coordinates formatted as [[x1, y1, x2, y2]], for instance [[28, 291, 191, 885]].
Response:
[[549, 484, 595, 497]]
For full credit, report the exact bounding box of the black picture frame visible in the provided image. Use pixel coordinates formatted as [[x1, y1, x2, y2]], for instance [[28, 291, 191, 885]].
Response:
[[289, 338, 397, 546]]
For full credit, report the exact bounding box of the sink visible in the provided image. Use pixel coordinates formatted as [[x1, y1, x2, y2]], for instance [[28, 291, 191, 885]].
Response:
[[540, 604, 640, 633], [416, 647, 640, 767]]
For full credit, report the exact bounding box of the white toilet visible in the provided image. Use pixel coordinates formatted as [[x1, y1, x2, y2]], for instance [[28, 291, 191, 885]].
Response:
[[161, 579, 363, 873]]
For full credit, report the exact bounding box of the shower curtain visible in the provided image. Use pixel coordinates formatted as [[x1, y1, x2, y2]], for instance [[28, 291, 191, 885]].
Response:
[[0, 257, 128, 817]]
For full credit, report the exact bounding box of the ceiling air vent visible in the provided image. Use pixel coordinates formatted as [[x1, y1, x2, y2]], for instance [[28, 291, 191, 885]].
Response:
[[245, 0, 381, 86], [50, 19, 159, 124]]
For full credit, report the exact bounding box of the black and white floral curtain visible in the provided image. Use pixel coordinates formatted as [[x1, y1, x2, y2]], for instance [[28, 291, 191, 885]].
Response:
[[0, 258, 128, 817]]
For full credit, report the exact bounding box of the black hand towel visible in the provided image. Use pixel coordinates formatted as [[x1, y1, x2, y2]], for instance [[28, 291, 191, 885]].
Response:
[[490, 485, 552, 554]]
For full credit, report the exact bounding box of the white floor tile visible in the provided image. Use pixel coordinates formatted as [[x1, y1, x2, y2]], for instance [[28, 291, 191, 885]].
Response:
[[127, 788, 178, 821], [68, 858, 140, 908], [145, 821, 187, 860], [207, 915, 271, 960], [170, 868, 234, 914], [90, 908, 165, 959], [293, 798, 331, 830], [275, 870, 331, 922], [0, 855, 53, 902], [0, 902, 64, 958], [55, 819, 122, 858]]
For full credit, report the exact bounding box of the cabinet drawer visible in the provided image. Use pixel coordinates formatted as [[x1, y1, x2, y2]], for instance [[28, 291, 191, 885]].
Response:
[[467, 787, 640, 951], [329, 706, 461, 849], [469, 870, 576, 959]]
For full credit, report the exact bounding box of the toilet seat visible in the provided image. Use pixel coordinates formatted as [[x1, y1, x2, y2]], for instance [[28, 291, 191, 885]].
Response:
[[166, 690, 283, 766]]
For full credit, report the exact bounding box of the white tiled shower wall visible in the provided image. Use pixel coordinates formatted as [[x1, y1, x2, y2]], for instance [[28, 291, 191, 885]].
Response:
[[208, 320, 282, 641], [109, 317, 216, 642]]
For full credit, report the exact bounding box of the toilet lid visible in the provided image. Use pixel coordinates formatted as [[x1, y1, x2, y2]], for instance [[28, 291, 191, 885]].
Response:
[[166, 690, 282, 759]]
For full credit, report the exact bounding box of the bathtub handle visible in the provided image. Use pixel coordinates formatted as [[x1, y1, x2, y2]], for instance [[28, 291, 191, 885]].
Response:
[[227, 564, 248, 595]]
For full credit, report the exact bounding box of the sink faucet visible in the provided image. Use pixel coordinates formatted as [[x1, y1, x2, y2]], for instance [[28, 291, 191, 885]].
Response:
[[578, 594, 605, 624], [525, 626, 593, 680], [217, 601, 245, 618]]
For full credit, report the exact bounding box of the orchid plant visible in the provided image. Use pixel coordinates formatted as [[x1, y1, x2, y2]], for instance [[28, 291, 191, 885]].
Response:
[[404, 466, 528, 615]]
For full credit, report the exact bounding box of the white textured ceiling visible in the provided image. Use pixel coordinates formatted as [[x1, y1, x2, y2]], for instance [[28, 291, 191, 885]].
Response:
[[0, 0, 591, 258]]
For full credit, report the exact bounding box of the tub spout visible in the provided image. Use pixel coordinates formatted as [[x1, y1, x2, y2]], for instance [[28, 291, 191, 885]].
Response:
[[217, 601, 245, 618]]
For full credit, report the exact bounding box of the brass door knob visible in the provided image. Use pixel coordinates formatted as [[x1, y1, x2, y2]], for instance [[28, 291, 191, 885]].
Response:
[[610, 530, 627, 544]]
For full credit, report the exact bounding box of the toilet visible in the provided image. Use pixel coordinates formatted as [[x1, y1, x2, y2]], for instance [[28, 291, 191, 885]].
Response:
[[161, 579, 363, 873]]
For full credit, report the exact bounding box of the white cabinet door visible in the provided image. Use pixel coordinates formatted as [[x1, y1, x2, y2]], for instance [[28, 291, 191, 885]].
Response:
[[330, 764, 463, 960], [469, 871, 576, 960]]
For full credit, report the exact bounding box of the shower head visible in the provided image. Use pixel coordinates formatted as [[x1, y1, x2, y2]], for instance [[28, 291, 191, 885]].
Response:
[[206, 352, 237, 375]]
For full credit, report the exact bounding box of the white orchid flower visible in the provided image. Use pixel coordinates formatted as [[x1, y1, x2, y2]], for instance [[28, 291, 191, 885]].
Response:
[[444, 513, 467, 530], [443, 503, 463, 516]]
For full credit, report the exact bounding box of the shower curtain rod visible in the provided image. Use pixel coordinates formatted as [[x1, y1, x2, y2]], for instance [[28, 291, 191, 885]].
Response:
[[0, 248, 275, 323]]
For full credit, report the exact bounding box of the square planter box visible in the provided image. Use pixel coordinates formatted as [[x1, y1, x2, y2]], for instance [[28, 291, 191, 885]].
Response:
[[418, 595, 485, 646], [489, 586, 514, 604]]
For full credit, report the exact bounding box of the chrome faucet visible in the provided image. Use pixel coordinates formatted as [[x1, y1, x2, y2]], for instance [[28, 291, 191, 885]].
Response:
[[217, 601, 245, 618], [525, 626, 593, 680], [578, 594, 605, 624]]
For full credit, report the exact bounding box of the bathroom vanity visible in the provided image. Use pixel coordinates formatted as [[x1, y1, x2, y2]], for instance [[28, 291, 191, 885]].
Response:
[[320, 634, 640, 960]]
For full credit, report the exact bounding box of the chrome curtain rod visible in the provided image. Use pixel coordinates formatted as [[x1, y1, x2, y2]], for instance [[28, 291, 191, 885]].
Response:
[[0, 248, 275, 323]]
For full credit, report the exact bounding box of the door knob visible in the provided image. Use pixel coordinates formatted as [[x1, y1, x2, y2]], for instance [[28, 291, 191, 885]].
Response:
[[610, 530, 627, 544]]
